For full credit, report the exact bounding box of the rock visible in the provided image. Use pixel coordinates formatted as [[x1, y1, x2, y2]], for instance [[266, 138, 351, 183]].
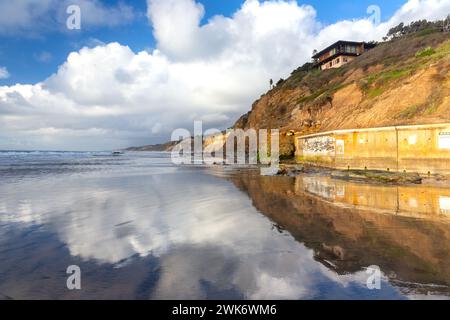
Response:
[[260, 167, 281, 176], [331, 170, 422, 184]]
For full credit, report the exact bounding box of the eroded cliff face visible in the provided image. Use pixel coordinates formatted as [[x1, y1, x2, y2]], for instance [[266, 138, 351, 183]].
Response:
[[233, 33, 450, 158]]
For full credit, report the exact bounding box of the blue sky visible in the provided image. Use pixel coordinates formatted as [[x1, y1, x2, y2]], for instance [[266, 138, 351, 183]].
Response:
[[0, 0, 406, 86]]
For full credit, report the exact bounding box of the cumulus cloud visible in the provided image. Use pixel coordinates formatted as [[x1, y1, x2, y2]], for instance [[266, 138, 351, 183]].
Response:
[[0, 66, 10, 79], [0, 0, 136, 36], [0, 0, 449, 150]]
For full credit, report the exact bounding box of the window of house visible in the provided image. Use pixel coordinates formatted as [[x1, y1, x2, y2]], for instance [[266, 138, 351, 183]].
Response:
[[336, 58, 340, 64], [345, 45, 356, 53]]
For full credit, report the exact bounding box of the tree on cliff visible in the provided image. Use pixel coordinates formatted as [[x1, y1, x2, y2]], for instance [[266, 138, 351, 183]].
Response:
[[444, 15, 450, 32], [384, 17, 450, 41]]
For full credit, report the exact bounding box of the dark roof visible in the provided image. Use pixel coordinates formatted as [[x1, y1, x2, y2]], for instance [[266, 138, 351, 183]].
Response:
[[312, 40, 367, 59]]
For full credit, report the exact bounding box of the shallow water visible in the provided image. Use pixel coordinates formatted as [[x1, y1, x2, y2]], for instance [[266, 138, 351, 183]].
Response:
[[0, 151, 449, 299]]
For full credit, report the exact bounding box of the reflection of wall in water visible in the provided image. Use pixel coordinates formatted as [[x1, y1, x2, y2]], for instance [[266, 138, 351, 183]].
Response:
[[302, 177, 336, 200], [298, 176, 450, 219], [229, 171, 450, 296]]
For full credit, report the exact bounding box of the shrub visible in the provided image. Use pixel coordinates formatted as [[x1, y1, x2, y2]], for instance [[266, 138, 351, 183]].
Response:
[[415, 46, 436, 58], [398, 104, 426, 119], [367, 87, 384, 99], [380, 68, 411, 82], [291, 62, 315, 75], [386, 18, 445, 40], [276, 78, 285, 86]]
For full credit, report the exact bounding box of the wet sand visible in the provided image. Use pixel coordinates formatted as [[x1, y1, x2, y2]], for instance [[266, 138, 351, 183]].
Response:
[[0, 152, 449, 299]]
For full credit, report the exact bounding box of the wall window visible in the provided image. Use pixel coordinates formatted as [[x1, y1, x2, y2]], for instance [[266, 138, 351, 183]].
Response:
[[345, 45, 357, 53], [439, 133, 450, 149]]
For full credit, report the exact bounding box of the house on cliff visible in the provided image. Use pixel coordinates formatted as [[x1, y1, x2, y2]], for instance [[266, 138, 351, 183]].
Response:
[[313, 41, 376, 70]]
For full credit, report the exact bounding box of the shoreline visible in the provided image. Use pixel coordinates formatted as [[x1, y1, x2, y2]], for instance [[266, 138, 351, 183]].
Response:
[[276, 162, 450, 188], [120, 150, 450, 188]]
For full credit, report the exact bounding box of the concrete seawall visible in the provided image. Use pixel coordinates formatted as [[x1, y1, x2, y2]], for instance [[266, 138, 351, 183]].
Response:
[[295, 123, 450, 174]]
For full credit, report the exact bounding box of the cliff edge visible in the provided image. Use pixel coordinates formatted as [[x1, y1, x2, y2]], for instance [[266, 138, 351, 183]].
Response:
[[234, 26, 450, 158]]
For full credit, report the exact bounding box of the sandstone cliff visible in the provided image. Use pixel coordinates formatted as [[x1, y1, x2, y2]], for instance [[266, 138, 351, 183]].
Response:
[[234, 31, 450, 158]]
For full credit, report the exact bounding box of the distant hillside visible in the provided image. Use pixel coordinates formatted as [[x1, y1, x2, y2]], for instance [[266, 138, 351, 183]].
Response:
[[125, 140, 179, 152], [234, 21, 450, 158]]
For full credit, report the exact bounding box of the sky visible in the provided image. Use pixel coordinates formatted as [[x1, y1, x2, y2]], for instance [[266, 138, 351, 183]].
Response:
[[0, 0, 449, 151]]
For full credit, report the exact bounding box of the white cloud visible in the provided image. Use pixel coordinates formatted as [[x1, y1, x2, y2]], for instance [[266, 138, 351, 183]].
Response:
[[68, 0, 136, 28], [0, 66, 10, 79], [0, 0, 137, 36], [0, 0, 54, 35], [0, 0, 449, 150]]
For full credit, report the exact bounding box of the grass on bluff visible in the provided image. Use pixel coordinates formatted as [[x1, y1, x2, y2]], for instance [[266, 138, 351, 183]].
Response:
[[415, 46, 436, 58], [367, 87, 384, 99], [400, 76, 445, 119], [262, 27, 449, 128], [360, 66, 414, 99], [359, 36, 450, 99], [398, 104, 423, 119], [397, 73, 446, 119], [297, 81, 348, 107], [286, 30, 449, 106], [425, 102, 439, 115]]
